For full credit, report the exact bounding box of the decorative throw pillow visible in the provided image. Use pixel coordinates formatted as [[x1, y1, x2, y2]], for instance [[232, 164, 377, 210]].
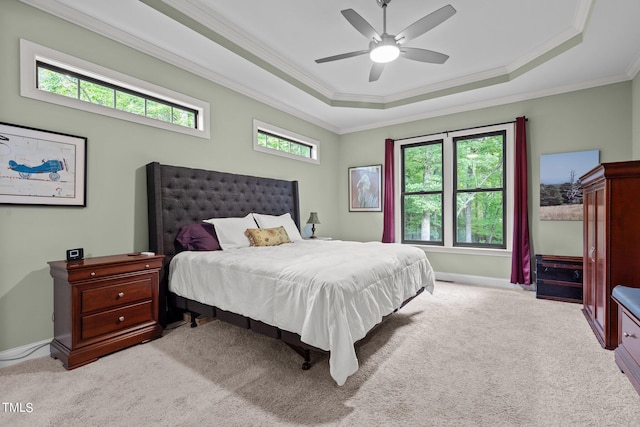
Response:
[[252, 212, 303, 241], [175, 223, 220, 251], [244, 226, 291, 247], [203, 213, 257, 250]]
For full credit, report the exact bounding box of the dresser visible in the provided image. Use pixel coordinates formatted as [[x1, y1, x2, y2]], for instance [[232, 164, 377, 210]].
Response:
[[535, 254, 583, 303], [49, 253, 164, 369], [581, 161, 640, 349]]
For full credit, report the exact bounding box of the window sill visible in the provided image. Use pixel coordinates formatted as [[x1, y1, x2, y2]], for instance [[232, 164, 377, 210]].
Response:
[[409, 244, 512, 258]]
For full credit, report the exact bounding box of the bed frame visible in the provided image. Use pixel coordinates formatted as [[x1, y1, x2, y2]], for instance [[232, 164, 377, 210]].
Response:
[[145, 161, 423, 370]]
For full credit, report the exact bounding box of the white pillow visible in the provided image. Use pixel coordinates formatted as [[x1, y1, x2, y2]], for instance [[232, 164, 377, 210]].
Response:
[[252, 212, 303, 242], [203, 213, 257, 250]]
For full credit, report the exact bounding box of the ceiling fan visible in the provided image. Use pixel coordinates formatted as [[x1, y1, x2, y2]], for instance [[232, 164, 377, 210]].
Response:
[[315, 0, 456, 82]]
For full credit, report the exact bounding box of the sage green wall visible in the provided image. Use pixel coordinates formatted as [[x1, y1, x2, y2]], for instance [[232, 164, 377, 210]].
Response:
[[338, 82, 633, 278], [633, 72, 640, 159], [0, 1, 340, 352]]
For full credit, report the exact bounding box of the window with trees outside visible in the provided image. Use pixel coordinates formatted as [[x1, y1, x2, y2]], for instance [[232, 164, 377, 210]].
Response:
[[37, 61, 198, 129], [19, 39, 210, 139], [398, 124, 513, 252], [252, 119, 319, 164]]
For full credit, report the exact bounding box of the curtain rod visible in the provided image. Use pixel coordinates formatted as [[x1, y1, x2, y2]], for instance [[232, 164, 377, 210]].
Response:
[[394, 118, 527, 142]]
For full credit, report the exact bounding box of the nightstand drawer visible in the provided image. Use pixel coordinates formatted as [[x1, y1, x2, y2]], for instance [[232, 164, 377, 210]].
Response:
[[82, 301, 154, 340], [66, 257, 162, 282], [81, 276, 154, 314], [621, 311, 640, 365]]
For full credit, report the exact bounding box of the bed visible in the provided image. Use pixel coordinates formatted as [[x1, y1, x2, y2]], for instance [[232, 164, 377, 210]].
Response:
[[146, 162, 435, 385]]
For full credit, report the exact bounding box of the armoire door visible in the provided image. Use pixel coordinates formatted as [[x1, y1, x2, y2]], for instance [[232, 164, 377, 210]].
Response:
[[583, 189, 597, 327], [594, 185, 607, 345]]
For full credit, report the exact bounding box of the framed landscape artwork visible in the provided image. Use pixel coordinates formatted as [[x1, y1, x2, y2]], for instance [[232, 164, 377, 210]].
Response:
[[539, 149, 599, 220], [348, 165, 382, 212], [0, 122, 87, 206]]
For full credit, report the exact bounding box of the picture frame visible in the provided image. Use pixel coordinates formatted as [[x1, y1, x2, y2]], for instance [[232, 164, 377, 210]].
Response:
[[539, 149, 599, 221], [348, 164, 382, 212], [0, 122, 87, 206]]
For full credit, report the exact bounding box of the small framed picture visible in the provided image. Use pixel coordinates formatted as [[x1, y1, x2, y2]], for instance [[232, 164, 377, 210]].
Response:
[[0, 122, 87, 206], [348, 164, 382, 212]]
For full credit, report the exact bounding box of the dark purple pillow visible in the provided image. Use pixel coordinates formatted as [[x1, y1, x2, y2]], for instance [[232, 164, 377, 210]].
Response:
[[175, 223, 221, 251]]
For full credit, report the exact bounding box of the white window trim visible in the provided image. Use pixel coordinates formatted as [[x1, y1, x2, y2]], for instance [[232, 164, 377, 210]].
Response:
[[394, 123, 514, 256], [20, 39, 210, 139], [252, 119, 320, 164]]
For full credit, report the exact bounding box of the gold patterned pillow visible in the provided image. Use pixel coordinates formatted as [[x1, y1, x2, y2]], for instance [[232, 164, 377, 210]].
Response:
[[244, 226, 291, 247]]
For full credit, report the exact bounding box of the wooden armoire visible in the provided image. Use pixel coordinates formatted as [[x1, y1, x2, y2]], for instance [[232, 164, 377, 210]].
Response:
[[581, 160, 640, 349]]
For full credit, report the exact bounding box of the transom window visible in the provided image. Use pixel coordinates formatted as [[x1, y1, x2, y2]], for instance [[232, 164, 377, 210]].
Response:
[[20, 39, 210, 139], [397, 124, 513, 252], [37, 61, 198, 129], [253, 119, 319, 164], [257, 130, 312, 158]]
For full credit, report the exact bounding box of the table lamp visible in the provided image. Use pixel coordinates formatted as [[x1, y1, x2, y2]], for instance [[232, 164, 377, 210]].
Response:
[[306, 212, 320, 238]]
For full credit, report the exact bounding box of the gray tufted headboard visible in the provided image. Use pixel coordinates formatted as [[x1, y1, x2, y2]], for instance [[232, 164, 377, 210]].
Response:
[[146, 161, 300, 261], [146, 162, 300, 323]]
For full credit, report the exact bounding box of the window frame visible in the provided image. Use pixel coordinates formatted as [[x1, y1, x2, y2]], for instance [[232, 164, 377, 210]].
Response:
[[20, 39, 210, 139], [452, 130, 507, 249], [252, 119, 320, 164], [401, 139, 444, 246], [395, 123, 514, 256]]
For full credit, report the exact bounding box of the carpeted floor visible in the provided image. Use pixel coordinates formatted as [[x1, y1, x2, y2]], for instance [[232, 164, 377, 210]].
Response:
[[1, 281, 639, 426]]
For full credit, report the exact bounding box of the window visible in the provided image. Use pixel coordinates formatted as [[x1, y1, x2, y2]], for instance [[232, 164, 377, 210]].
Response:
[[36, 61, 198, 129], [253, 119, 319, 164], [20, 39, 210, 139], [397, 123, 513, 254]]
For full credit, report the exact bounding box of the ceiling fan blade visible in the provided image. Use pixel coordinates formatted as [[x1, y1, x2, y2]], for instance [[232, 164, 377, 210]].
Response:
[[395, 4, 456, 44], [369, 63, 385, 82], [315, 50, 369, 64], [401, 47, 449, 64], [341, 9, 381, 41]]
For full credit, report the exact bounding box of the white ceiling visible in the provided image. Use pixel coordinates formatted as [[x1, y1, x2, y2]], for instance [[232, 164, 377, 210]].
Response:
[[19, 0, 640, 134]]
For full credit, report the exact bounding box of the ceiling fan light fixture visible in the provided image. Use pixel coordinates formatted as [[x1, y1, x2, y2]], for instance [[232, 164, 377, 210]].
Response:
[[370, 41, 400, 63]]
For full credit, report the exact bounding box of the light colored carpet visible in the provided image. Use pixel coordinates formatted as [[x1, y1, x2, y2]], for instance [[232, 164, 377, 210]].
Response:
[[1, 281, 639, 426]]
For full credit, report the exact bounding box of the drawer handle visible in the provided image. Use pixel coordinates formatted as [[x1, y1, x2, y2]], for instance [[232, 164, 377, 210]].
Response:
[[90, 272, 96, 276], [118, 316, 125, 322], [145, 264, 150, 269], [118, 292, 125, 298], [623, 332, 636, 338]]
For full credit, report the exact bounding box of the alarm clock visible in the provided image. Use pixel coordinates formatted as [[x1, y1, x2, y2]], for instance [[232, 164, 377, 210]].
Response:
[[66, 248, 84, 261]]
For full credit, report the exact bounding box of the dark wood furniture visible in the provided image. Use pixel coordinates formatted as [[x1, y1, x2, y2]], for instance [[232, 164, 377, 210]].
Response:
[[49, 253, 164, 369], [581, 160, 640, 349], [534, 254, 583, 303], [145, 161, 425, 370], [611, 286, 640, 395]]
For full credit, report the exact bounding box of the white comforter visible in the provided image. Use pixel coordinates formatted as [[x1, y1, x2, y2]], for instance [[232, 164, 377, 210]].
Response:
[[169, 239, 435, 385]]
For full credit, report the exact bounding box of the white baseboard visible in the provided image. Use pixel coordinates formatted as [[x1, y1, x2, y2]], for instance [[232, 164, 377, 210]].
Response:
[[0, 339, 51, 368]]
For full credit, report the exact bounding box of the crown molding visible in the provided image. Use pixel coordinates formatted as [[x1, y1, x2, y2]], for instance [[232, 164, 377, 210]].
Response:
[[140, 0, 596, 110], [339, 73, 630, 135]]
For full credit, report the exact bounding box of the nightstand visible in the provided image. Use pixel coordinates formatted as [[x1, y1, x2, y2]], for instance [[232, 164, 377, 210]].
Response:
[[49, 253, 164, 369]]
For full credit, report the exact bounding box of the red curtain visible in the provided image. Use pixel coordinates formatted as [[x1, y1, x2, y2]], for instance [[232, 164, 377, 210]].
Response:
[[382, 138, 395, 243], [510, 116, 531, 285]]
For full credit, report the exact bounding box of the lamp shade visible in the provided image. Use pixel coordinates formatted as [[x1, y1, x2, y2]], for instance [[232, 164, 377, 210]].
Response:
[[307, 212, 321, 224]]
